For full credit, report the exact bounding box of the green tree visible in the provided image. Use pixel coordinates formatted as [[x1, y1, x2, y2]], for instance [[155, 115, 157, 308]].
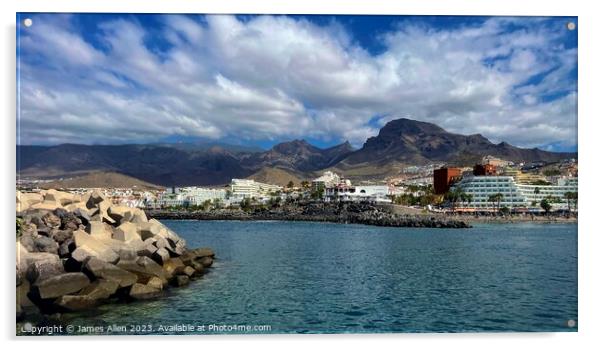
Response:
[[212, 198, 223, 209], [201, 199, 212, 211], [564, 191, 578, 213], [540, 198, 552, 214], [311, 187, 324, 200], [287, 180, 295, 188], [499, 205, 510, 215], [534, 187, 540, 195], [488, 193, 504, 212], [301, 180, 310, 189], [464, 193, 473, 208], [240, 197, 252, 212], [445, 188, 464, 212]]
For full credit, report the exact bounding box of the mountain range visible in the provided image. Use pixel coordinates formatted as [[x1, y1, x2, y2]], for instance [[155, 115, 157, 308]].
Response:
[[17, 118, 576, 186]]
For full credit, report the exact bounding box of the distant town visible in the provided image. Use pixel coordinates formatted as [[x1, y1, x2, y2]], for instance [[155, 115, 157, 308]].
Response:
[[17, 154, 578, 215]]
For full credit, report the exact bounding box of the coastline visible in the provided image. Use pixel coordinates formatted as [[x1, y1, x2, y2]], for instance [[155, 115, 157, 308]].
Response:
[[145, 202, 577, 228], [145, 202, 471, 229]]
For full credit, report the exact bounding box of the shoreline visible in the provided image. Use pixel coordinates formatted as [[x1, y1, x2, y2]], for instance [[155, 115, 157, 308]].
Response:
[[145, 202, 577, 228], [145, 202, 471, 229]]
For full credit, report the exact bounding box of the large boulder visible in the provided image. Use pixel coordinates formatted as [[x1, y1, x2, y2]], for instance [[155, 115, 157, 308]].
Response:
[[192, 247, 215, 258], [117, 246, 138, 261], [151, 247, 170, 265], [30, 201, 62, 211], [146, 277, 164, 291], [54, 295, 96, 311], [55, 279, 119, 311], [34, 236, 59, 254], [172, 275, 189, 287], [129, 283, 161, 300], [51, 229, 73, 245], [86, 221, 112, 240], [73, 230, 119, 263], [138, 219, 185, 252], [199, 256, 214, 268], [80, 279, 119, 300], [85, 190, 106, 209], [34, 272, 90, 299], [137, 242, 158, 258], [41, 212, 61, 229], [190, 260, 205, 274], [26, 259, 65, 284], [182, 266, 196, 278], [17, 192, 44, 212], [58, 238, 75, 258], [44, 189, 78, 206], [108, 206, 147, 224], [71, 245, 96, 263], [116, 257, 168, 284], [17, 279, 35, 308], [17, 248, 60, 280], [162, 257, 186, 277], [84, 257, 137, 287], [113, 222, 142, 242], [73, 207, 91, 226]]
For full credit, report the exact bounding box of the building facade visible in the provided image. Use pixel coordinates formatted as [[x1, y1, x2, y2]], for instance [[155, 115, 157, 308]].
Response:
[[452, 176, 577, 211], [433, 167, 462, 194], [312, 171, 341, 192], [324, 184, 392, 203], [157, 187, 227, 207], [473, 164, 497, 176], [230, 179, 281, 201]]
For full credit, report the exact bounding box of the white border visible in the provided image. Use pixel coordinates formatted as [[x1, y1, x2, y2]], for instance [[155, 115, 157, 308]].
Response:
[[2, 0, 601, 348]]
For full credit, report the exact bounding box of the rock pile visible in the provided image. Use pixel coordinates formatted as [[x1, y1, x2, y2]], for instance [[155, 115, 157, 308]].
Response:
[[16, 189, 215, 321]]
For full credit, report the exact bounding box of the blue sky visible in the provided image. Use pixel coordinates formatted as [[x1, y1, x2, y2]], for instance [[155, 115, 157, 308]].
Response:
[[17, 14, 577, 152]]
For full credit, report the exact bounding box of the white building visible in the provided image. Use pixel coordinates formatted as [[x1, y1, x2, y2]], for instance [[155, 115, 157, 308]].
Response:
[[230, 179, 282, 201], [157, 186, 227, 207], [452, 176, 577, 211], [325, 184, 393, 203], [312, 171, 341, 191]]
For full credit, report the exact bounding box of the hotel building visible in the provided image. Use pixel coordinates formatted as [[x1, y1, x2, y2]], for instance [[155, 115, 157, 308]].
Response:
[[452, 176, 577, 211], [230, 179, 282, 201], [157, 187, 227, 207], [324, 184, 395, 203], [312, 171, 342, 192]]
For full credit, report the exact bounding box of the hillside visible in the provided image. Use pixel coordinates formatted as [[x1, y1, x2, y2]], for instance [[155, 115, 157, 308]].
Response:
[[17, 118, 575, 185], [334, 118, 575, 174], [37, 171, 164, 190], [247, 167, 307, 187]]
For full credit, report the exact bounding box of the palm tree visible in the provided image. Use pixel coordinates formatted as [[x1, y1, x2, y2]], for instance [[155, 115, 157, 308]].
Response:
[[564, 191, 578, 213], [445, 187, 464, 212], [488, 193, 504, 213], [464, 193, 473, 209], [540, 198, 552, 215]]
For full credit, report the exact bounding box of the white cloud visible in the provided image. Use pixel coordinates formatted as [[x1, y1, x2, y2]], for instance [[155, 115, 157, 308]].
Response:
[[18, 15, 577, 151]]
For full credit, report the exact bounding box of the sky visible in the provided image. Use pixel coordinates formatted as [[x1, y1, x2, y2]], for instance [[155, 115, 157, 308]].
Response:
[[17, 14, 578, 152]]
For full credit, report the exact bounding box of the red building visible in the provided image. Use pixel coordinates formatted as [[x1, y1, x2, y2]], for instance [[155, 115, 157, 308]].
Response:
[[473, 164, 497, 176], [433, 167, 462, 195]]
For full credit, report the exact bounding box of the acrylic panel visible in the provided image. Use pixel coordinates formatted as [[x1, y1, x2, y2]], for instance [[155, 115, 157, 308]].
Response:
[[16, 13, 578, 335]]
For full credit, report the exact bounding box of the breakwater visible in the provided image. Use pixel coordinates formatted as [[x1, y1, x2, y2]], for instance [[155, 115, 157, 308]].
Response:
[[146, 202, 471, 229], [16, 189, 215, 330]]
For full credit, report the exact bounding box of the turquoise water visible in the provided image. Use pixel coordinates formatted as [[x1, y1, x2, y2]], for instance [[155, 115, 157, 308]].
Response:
[[64, 221, 577, 334]]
